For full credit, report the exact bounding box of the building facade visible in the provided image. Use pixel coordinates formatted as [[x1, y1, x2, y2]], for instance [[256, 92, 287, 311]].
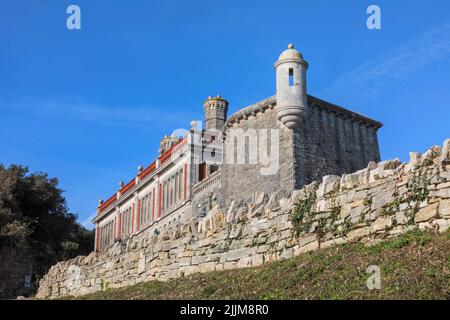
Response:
[[92, 44, 382, 252]]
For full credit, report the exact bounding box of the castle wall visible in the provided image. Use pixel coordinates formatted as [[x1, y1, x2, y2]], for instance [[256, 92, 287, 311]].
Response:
[[36, 139, 450, 299], [221, 107, 295, 207], [293, 105, 381, 189]]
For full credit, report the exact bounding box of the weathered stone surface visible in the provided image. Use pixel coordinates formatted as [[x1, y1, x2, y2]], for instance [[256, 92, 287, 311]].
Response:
[[36, 148, 450, 299], [415, 203, 439, 223], [439, 200, 450, 218], [346, 227, 370, 242], [441, 139, 450, 163]]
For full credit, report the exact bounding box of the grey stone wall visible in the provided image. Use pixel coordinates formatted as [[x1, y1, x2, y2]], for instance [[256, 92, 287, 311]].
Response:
[[36, 139, 450, 299], [221, 106, 295, 207], [292, 103, 381, 189]]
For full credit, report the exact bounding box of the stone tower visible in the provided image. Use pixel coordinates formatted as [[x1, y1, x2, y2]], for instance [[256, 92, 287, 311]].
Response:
[[203, 95, 229, 131], [274, 44, 309, 129], [159, 134, 179, 154]]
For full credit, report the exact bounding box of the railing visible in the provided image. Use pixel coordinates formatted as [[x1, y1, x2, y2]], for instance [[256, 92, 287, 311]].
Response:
[[98, 136, 189, 215], [172, 136, 188, 154], [138, 161, 156, 180], [192, 171, 222, 197], [160, 137, 186, 165], [120, 179, 136, 196], [99, 194, 117, 212]]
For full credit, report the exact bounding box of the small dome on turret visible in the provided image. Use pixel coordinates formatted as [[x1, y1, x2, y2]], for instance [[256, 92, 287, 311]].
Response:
[[275, 44, 307, 68]]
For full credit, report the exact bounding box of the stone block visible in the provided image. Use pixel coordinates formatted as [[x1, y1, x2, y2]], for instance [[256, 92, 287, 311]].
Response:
[[316, 175, 340, 198], [294, 240, 319, 254], [441, 138, 450, 163], [252, 254, 264, 267], [298, 234, 317, 247], [439, 200, 450, 218], [346, 227, 370, 242], [415, 203, 439, 223], [431, 219, 449, 233]]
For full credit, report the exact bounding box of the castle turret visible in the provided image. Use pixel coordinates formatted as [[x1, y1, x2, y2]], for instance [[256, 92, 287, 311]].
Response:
[[274, 44, 309, 129], [159, 134, 179, 154], [203, 95, 229, 131]]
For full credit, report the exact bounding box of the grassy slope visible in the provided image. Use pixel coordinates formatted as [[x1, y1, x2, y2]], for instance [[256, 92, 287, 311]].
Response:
[[64, 230, 450, 300]]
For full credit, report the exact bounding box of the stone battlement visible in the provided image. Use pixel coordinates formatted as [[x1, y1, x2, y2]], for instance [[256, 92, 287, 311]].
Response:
[[36, 139, 450, 299]]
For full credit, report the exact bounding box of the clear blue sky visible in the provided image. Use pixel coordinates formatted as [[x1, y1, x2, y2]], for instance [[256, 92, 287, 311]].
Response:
[[1, 0, 450, 229]]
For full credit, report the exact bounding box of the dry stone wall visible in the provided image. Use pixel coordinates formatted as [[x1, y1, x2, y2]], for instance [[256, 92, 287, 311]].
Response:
[[37, 139, 450, 299]]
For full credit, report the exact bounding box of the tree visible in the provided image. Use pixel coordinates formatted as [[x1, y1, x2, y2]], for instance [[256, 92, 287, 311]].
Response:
[[0, 164, 93, 299]]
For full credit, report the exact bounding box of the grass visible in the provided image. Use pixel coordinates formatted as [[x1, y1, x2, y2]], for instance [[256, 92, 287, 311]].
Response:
[[60, 229, 450, 300]]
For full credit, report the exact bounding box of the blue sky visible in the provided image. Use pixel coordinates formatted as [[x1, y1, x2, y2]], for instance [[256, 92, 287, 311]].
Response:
[[1, 0, 450, 229]]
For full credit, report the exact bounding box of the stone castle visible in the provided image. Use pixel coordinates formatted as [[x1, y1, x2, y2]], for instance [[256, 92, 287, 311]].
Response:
[[37, 45, 450, 299], [92, 44, 382, 252]]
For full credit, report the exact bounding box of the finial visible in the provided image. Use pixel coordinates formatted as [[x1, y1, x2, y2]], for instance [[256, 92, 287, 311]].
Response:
[[98, 199, 104, 207], [137, 165, 143, 173], [119, 181, 124, 188], [288, 43, 294, 49]]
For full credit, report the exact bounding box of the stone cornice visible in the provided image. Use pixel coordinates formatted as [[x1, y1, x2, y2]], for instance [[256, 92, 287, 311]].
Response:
[[222, 95, 383, 132]]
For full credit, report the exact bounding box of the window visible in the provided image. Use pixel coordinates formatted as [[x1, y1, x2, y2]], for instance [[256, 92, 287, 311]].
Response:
[[199, 163, 207, 181], [178, 170, 183, 200], [289, 68, 294, 86]]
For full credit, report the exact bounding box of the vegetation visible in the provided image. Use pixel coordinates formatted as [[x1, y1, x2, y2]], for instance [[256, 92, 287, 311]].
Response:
[[61, 229, 449, 300], [0, 164, 94, 299]]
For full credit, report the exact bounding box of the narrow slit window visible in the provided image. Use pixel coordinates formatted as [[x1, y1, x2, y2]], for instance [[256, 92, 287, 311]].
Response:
[[289, 68, 294, 86]]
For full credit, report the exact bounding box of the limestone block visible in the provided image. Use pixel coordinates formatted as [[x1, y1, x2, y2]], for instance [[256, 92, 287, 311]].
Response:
[[341, 173, 360, 190], [235, 207, 249, 222], [252, 254, 264, 267], [439, 200, 450, 218], [346, 227, 370, 242], [421, 146, 442, 165], [441, 138, 450, 163], [298, 234, 317, 247], [279, 197, 293, 212], [265, 190, 284, 211], [294, 240, 319, 255], [431, 219, 449, 233], [436, 188, 450, 199], [415, 203, 439, 223], [371, 217, 392, 233], [198, 262, 216, 273], [409, 152, 422, 168], [237, 256, 252, 268], [316, 175, 340, 198], [291, 189, 304, 204], [418, 222, 433, 231], [223, 262, 237, 270], [226, 200, 236, 224], [395, 212, 407, 225], [254, 192, 268, 207], [340, 204, 351, 220], [251, 205, 265, 218], [224, 248, 249, 262], [379, 158, 402, 171], [371, 189, 396, 210], [350, 205, 364, 219], [321, 237, 346, 249], [314, 199, 326, 212], [280, 248, 294, 260]]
